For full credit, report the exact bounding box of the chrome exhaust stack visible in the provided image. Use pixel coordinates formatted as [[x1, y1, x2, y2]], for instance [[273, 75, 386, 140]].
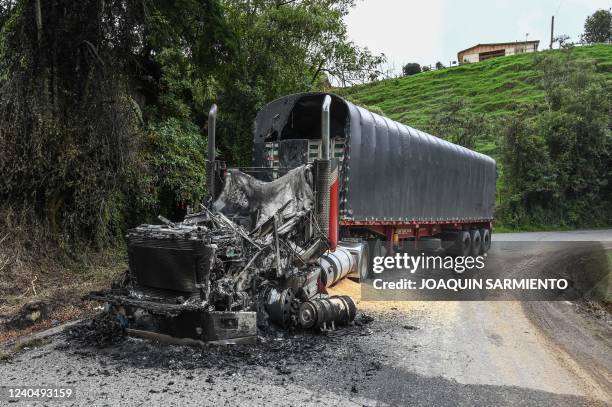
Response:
[[321, 95, 331, 161], [316, 95, 332, 241], [207, 104, 218, 199]]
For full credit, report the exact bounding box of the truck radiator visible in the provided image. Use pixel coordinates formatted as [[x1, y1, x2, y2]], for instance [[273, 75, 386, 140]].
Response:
[[128, 236, 213, 294]]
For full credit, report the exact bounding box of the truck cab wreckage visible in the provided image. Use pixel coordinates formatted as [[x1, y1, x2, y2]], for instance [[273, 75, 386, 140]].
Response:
[[88, 95, 358, 344], [88, 92, 496, 344]]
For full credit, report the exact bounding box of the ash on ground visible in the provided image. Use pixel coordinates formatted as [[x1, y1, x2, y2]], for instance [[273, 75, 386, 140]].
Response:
[[64, 311, 377, 376]]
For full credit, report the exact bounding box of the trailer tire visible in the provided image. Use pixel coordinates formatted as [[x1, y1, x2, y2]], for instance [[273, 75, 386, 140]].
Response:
[[451, 231, 471, 257], [359, 243, 370, 281], [469, 230, 481, 257], [366, 239, 383, 279], [479, 228, 491, 254]]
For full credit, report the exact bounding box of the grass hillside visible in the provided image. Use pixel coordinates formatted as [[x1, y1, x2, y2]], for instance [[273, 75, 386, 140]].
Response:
[[338, 45, 612, 231], [338, 45, 612, 143]]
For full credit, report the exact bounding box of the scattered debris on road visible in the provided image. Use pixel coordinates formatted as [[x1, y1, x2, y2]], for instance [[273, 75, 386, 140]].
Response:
[[68, 312, 127, 348], [4, 301, 53, 329]]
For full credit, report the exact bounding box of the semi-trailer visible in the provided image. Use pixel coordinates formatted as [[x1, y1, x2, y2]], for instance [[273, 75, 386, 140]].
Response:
[[245, 92, 496, 279]]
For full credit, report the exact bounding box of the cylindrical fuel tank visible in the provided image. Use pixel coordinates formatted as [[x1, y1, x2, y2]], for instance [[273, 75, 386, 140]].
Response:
[[319, 246, 355, 287], [337, 241, 368, 280], [298, 296, 357, 329]]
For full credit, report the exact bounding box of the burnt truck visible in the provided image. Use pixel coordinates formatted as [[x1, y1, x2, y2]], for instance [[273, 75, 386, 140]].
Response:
[[88, 92, 496, 344]]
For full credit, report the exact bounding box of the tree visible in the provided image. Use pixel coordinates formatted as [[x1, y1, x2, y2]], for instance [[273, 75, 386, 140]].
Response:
[[435, 61, 445, 70], [1, 0, 139, 245], [0, 0, 15, 27], [217, 0, 386, 164], [582, 9, 612, 44], [402, 62, 421, 76], [553, 34, 572, 49], [421, 65, 431, 72], [500, 116, 556, 223]]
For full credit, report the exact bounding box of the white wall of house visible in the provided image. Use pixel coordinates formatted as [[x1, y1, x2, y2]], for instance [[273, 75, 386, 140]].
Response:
[[461, 53, 480, 63], [506, 42, 538, 55], [459, 42, 539, 64]]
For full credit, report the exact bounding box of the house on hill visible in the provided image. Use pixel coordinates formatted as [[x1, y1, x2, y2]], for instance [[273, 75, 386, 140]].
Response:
[[458, 40, 539, 64]]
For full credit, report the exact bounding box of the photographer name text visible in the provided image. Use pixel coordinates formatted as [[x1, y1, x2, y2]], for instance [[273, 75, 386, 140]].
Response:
[[373, 278, 569, 291]]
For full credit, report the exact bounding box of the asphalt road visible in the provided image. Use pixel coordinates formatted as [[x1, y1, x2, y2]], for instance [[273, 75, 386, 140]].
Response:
[[1, 230, 610, 406]]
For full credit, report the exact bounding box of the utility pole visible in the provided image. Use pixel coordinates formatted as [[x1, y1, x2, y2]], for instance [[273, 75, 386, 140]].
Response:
[[549, 15, 555, 49]]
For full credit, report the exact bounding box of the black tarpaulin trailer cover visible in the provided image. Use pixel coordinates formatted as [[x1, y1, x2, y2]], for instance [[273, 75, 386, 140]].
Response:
[[253, 92, 496, 222]]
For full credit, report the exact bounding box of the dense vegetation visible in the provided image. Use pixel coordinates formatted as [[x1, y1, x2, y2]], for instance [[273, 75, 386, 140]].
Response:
[[0, 0, 384, 257], [339, 45, 612, 230]]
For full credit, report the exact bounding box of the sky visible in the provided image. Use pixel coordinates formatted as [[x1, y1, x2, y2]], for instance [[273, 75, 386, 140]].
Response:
[[344, 0, 611, 75]]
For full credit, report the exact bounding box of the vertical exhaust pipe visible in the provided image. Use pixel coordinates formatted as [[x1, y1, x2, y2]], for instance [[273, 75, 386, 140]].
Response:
[[317, 95, 337, 249], [207, 104, 218, 200], [324, 95, 339, 250], [321, 95, 331, 160]]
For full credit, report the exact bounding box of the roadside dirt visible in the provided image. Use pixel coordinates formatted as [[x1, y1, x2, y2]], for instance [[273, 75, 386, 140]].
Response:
[[0, 238, 126, 348], [0, 230, 126, 317], [516, 239, 612, 401], [523, 300, 611, 400]]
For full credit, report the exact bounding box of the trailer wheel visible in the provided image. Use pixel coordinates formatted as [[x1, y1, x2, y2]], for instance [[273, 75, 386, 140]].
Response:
[[366, 239, 383, 279], [451, 231, 471, 257], [359, 243, 370, 281], [469, 230, 481, 257], [479, 229, 491, 254]]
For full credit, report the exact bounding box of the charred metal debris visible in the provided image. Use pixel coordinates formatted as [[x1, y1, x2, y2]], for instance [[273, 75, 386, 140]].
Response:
[[87, 165, 357, 344]]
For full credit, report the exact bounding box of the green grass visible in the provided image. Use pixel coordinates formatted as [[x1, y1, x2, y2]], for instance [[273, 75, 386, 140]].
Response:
[[338, 45, 612, 133]]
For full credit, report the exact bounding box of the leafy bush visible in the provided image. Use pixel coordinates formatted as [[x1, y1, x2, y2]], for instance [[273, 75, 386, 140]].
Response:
[[402, 63, 421, 76], [138, 118, 208, 220], [425, 99, 492, 149]]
